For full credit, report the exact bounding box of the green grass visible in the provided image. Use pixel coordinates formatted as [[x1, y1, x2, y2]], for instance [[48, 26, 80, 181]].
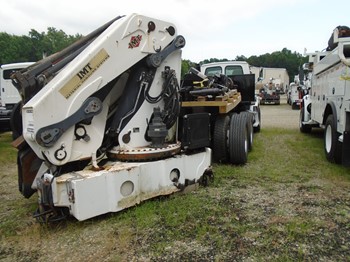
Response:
[[0, 131, 17, 164], [0, 132, 35, 238], [230, 128, 349, 182], [1, 128, 350, 261]]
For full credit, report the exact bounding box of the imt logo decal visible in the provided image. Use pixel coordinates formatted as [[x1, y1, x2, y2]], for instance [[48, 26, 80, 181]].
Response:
[[59, 49, 110, 99], [128, 35, 142, 49], [77, 63, 93, 80]]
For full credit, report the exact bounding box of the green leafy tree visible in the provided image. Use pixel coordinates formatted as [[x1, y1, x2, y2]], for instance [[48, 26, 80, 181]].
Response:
[[246, 48, 307, 81], [0, 28, 306, 83], [0, 28, 82, 64], [201, 58, 228, 65], [235, 55, 247, 61], [0, 33, 34, 64], [181, 59, 200, 79]]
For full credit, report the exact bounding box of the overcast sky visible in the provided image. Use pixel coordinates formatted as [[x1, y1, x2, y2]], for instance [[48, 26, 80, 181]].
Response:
[[1, 0, 349, 62]]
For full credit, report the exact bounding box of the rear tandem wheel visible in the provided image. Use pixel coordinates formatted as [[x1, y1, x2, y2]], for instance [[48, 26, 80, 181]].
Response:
[[240, 111, 254, 151], [213, 115, 230, 163], [229, 113, 248, 165], [324, 114, 342, 164]]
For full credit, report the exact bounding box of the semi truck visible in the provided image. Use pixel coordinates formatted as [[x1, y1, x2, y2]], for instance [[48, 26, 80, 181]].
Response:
[[299, 26, 350, 166], [10, 14, 260, 222]]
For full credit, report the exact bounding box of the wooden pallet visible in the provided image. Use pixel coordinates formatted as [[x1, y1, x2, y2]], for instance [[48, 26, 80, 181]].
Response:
[[181, 91, 242, 114]]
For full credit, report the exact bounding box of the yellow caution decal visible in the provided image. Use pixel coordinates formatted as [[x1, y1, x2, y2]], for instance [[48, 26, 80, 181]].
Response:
[[59, 49, 110, 99]]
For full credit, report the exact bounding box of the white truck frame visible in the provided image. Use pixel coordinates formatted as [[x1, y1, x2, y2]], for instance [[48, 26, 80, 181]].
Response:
[[11, 14, 213, 222], [11, 15, 259, 222], [300, 26, 350, 166], [179, 61, 261, 164]]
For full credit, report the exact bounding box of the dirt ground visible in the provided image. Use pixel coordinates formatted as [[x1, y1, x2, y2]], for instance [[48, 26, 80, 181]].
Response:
[[1, 93, 350, 261], [260, 94, 300, 129]]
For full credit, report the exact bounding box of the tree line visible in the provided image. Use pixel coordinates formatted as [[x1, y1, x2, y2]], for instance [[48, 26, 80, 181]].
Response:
[[0, 28, 81, 64], [0, 28, 306, 81]]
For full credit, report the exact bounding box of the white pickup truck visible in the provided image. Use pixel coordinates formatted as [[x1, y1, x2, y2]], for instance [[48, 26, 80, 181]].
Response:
[[0, 62, 34, 129]]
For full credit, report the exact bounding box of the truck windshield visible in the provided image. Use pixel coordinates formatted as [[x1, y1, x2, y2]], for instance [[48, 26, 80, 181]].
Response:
[[3, 69, 22, 80], [225, 65, 243, 76], [204, 66, 222, 76]]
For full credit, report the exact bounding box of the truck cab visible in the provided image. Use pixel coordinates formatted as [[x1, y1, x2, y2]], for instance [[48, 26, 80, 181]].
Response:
[[200, 61, 256, 102], [199, 61, 261, 132], [200, 61, 251, 76], [0, 62, 34, 128]]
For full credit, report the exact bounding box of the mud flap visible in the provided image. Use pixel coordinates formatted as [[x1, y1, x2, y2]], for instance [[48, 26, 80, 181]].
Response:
[[342, 131, 350, 167], [17, 146, 42, 198]]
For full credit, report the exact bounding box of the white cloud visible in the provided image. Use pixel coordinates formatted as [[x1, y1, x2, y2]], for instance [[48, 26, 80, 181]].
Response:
[[0, 0, 347, 62]]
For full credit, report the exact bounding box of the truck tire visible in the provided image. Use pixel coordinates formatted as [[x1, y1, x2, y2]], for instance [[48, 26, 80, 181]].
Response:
[[240, 111, 253, 151], [229, 113, 248, 165], [213, 115, 230, 162], [299, 107, 312, 133], [324, 114, 342, 164]]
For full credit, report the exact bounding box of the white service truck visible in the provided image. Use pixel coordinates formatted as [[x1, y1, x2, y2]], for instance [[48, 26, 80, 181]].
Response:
[[288, 83, 301, 109], [0, 62, 34, 129], [299, 26, 350, 166], [11, 14, 260, 222]]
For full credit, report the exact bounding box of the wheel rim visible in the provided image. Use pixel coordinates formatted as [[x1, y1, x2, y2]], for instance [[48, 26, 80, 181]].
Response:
[[226, 129, 230, 149], [249, 128, 253, 146], [325, 125, 332, 153], [244, 135, 248, 154], [244, 121, 250, 154], [229, 113, 248, 164], [242, 111, 253, 150]]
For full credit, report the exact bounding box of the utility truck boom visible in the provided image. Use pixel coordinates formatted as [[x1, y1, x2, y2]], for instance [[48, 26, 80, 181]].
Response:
[[12, 14, 259, 222]]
